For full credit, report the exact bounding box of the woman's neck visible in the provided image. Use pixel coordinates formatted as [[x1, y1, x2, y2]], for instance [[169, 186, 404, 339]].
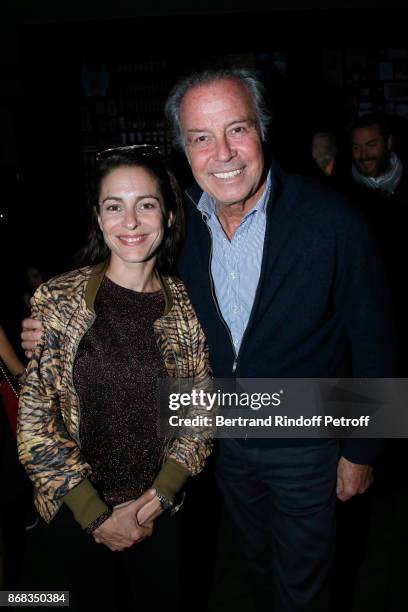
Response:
[[105, 258, 161, 292]]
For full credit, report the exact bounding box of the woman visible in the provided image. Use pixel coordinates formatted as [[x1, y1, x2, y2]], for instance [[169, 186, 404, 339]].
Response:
[[0, 324, 31, 590], [17, 145, 212, 610], [0, 326, 25, 380], [0, 325, 26, 436]]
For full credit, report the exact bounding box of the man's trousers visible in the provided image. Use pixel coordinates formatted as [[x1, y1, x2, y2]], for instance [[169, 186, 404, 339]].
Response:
[[216, 439, 338, 612]]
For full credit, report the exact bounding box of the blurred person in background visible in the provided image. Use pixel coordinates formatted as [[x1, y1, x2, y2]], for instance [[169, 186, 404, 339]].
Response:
[[311, 131, 339, 178], [0, 324, 30, 590]]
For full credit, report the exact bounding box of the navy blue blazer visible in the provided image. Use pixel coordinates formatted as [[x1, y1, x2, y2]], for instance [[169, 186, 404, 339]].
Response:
[[177, 161, 396, 464]]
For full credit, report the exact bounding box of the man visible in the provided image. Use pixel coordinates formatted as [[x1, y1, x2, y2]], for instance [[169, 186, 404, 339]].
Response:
[[311, 131, 338, 177], [349, 112, 408, 245], [350, 113, 407, 198], [23, 69, 394, 611], [349, 113, 407, 372]]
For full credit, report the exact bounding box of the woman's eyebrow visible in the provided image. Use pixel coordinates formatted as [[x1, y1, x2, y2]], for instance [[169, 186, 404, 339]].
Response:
[[101, 196, 123, 204], [101, 194, 161, 204]]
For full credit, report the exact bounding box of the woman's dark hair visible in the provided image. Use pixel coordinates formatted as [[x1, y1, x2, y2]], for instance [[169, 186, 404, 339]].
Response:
[[78, 148, 184, 275]]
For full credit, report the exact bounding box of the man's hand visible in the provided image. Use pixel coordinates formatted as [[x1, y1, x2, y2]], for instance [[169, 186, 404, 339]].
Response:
[[136, 489, 163, 526], [336, 456, 373, 502], [93, 490, 156, 551], [21, 318, 43, 358]]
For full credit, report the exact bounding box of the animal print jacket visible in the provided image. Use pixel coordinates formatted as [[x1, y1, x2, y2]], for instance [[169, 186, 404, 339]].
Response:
[[17, 263, 213, 525]]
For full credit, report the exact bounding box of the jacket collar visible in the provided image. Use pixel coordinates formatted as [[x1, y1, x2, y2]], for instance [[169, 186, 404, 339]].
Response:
[[84, 260, 173, 316], [185, 181, 204, 207]]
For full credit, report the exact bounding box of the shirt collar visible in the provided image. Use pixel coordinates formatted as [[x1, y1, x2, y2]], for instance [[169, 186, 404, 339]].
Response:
[[197, 170, 272, 220]]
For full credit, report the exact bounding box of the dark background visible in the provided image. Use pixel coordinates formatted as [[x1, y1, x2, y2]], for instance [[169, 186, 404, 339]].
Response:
[[1, 3, 408, 610], [1, 2, 408, 274]]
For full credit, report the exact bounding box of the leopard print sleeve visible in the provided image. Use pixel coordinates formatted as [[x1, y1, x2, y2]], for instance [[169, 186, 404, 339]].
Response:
[[17, 281, 92, 523]]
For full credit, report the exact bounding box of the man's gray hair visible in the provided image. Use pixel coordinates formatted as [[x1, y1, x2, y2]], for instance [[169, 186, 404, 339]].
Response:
[[165, 67, 272, 151]]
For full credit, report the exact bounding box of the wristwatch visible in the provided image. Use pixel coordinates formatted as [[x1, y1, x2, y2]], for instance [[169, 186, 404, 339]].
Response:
[[155, 491, 173, 511]]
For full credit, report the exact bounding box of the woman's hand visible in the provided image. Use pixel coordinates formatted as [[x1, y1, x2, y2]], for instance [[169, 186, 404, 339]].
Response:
[[93, 490, 156, 551], [136, 489, 164, 526]]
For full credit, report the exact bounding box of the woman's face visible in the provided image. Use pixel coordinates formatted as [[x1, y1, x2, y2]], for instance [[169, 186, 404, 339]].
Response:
[[97, 165, 169, 268]]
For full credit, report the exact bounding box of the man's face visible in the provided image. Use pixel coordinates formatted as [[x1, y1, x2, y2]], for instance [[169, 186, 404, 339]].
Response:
[[351, 125, 393, 178], [179, 78, 265, 212]]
